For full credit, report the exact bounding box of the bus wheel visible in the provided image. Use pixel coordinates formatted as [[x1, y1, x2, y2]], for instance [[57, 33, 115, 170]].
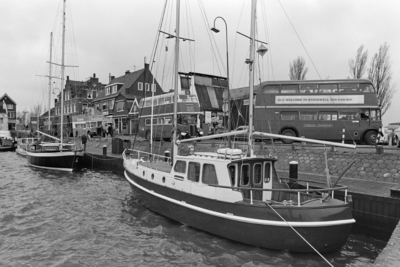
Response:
[[364, 130, 377, 145], [396, 137, 400, 148], [281, 129, 296, 144], [146, 131, 152, 141]]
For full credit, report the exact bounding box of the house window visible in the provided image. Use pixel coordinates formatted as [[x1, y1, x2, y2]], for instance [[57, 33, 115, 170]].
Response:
[[145, 83, 150, 91], [116, 101, 125, 112], [109, 99, 115, 110], [87, 90, 93, 99], [102, 101, 108, 110], [138, 82, 143, 91], [106, 87, 110, 95], [8, 112, 15, 118], [151, 84, 156, 92], [6, 104, 13, 110], [112, 85, 117, 94]]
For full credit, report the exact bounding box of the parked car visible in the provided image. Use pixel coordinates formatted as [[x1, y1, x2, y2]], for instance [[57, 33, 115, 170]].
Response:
[[381, 123, 400, 146]]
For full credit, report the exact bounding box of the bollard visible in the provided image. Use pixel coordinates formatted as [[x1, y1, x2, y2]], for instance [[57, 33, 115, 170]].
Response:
[[164, 150, 171, 162], [289, 161, 298, 180], [103, 145, 107, 156], [376, 145, 383, 154]]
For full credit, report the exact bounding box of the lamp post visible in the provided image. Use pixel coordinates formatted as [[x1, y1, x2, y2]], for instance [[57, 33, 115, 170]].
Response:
[[211, 16, 231, 147]]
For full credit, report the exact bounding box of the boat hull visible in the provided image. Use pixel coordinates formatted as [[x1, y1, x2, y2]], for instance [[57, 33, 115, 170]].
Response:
[[125, 170, 353, 253], [26, 150, 83, 171]]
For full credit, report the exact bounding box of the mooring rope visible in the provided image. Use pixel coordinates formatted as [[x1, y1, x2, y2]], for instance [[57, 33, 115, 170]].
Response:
[[265, 202, 333, 267]]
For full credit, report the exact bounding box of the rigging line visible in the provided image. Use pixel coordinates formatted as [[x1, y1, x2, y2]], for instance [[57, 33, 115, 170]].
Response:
[[150, 0, 168, 71], [187, 1, 196, 76], [197, 0, 224, 77], [277, 0, 322, 80], [265, 202, 333, 267], [231, 0, 246, 88], [260, 0, 274, 80]]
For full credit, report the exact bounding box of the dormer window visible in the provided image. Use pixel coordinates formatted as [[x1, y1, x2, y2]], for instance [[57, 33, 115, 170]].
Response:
[[106, 87, 111, 95], [138, 82, 143, 91], [112, 85, 117, 94]]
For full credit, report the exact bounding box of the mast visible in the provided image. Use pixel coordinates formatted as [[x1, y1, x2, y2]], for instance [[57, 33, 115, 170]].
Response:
[[247, 0, 256, 157], [172, 0, 180, 161], [60, 0, 66, 145], [48, 32, 53, 132]]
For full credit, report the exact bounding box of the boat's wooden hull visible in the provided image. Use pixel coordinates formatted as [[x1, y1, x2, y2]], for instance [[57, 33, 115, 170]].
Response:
[[26, 150, 83, 171], [124, 170, 353, 253]]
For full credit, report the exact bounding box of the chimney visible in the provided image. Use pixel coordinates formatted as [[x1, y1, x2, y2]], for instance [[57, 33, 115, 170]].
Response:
[[145, 63, 149, 69], [125, 70, 130, 75], [67, 76, 69, 80], [93, 73, 96, 78], [111, 76, 115, 81]]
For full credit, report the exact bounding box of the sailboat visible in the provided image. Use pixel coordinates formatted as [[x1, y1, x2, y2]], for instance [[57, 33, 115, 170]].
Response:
[[26, 0, 83, 171], [123, 0, 355, 253]]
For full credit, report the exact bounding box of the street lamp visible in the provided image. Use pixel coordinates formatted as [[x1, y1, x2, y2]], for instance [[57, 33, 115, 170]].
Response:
[[211, 16, 231, 147]]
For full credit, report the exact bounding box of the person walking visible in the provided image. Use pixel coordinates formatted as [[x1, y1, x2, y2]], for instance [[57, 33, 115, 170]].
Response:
[[81, 132, 87, 151]]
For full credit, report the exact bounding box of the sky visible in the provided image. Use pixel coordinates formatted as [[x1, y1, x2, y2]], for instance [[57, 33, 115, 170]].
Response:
[[1, 0, 399, 125]]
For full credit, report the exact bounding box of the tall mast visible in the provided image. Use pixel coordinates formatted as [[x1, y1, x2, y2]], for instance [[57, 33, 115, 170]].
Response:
[[60, 0, 66, 145], [48, 32, 53, 132], [247, 0, 256, 157], [172, 0, 180, 161]]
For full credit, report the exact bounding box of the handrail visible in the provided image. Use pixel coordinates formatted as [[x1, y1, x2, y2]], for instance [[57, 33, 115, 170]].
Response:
[[207, 183, 348, 193]]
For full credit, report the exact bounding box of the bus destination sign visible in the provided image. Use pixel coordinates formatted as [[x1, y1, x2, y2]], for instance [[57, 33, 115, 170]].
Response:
[[275, 95, 364, 104]]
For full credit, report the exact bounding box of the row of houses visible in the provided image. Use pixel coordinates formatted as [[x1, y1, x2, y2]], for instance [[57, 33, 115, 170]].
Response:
[[38, 62, 231, 137], [0, 94, 17, 131]]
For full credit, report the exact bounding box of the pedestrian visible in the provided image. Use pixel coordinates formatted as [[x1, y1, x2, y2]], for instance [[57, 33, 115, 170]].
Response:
[[110, 125, 114, 138], [81, 132, 87, 151], [107, 125, 111, 137]]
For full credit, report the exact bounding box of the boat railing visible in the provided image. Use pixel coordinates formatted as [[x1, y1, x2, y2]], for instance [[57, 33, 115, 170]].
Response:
[[208, 184, 350, 206], [124, 149, 171, 164]]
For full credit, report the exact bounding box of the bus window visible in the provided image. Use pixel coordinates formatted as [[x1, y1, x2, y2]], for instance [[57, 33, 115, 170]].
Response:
[[299, 111, 318, 120], [202, 164, 218, 185], [262, 85, 280, 94], [240, 164, 250, 186], [370, 109, 381, 121], [280, 111, 298, 120], [145, 99, 151, 107], [281, 84, 299, 94], [300, 84, 318, 93], [158, 118, 164, 125], [360, 83, 375, 92], [153, 98, 158, 106], [339, 111, 359, 120], [164, 116, 172, 125], [188, 162, 200, 182], [360, 109, 370, 120], [318, 111, 338, 121], [339, 83, 358, 93], [319, 84, 338, 93], [158, 97, 164, 105]]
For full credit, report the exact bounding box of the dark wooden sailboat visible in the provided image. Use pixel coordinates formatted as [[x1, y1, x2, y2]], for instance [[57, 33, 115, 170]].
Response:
[[123, 0, 355, 253], [26, 0, 83, 172]]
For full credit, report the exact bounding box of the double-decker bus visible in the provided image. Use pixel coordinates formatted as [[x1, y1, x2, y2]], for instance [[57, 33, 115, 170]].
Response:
[[254, 79, 381, 145], [137, 93, 202, 141], [72, 114, 112, 137]]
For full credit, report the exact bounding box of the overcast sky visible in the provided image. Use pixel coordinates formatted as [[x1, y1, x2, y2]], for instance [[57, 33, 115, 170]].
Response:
[[1, 0, 399, 125]]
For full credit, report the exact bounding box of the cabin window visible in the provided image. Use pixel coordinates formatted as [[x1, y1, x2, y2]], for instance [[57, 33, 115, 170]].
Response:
[[202, 164, 218, 185], [319, 84, 338, 93], [360, 83, 375, 92], [281, 84, 299, 94], [240, 164, 250, 186], [318, 111, 338, 121], [262, 85, 280, 94], [280, 111, 298, 121], [299, 111, 318, 120], [264, 163, 271, 183], [174, 160, 186, 174], [299, 84, 318, 93], [228, 164, 237, 187], [253, 163, 262, 185], [188, 162, 200, 182]]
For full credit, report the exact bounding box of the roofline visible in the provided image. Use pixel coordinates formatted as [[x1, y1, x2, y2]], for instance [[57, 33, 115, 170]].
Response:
[[0, 93, 17, 104]]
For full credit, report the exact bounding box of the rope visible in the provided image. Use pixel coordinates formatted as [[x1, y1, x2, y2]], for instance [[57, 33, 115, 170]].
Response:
[[265, 202, 333, 267]]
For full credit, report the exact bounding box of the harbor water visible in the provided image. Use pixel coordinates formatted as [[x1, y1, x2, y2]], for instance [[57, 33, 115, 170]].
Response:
[[0, 152, 386, 266]]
